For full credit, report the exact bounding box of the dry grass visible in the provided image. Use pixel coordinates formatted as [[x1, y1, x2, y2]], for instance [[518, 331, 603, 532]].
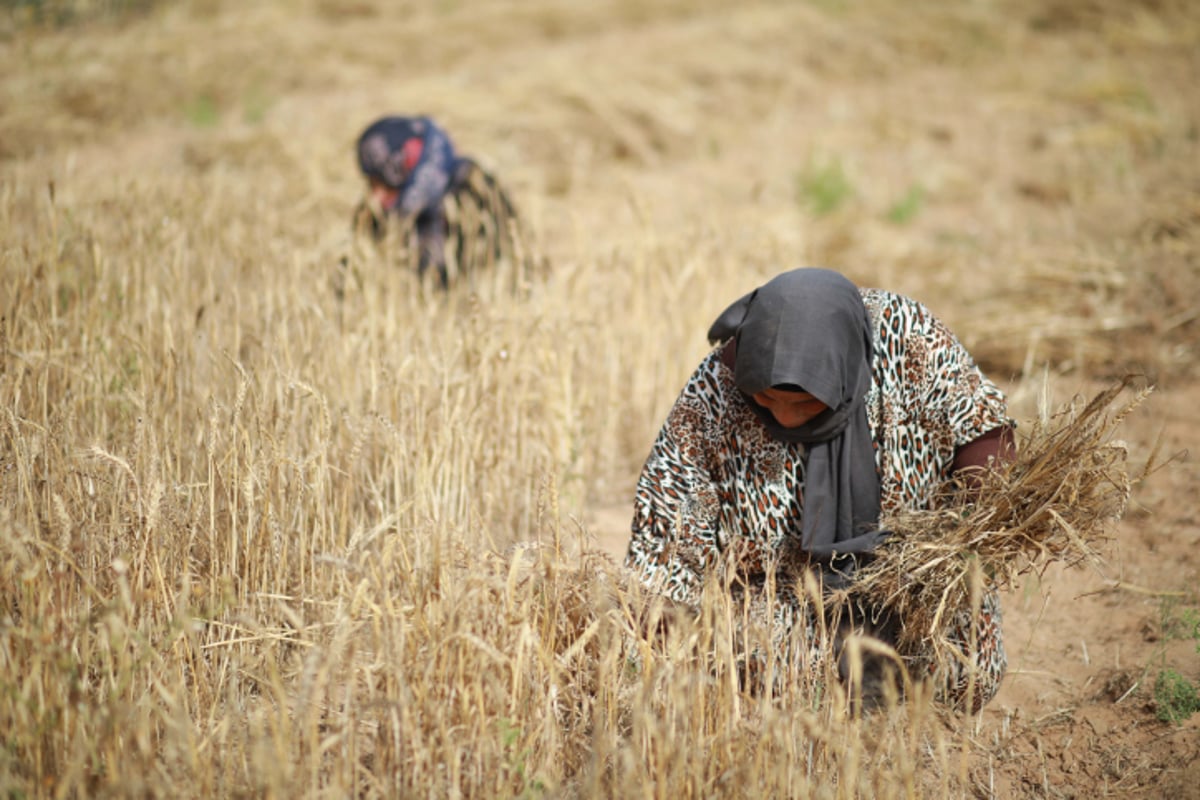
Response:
[[0, 158, 953, 799], [848, 377, 1157, 659], [2, 0, 1198, 797]]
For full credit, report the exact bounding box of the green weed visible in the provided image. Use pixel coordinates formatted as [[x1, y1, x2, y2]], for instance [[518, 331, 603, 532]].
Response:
[[185, 94, 220, 128], [2, 0, 162, 28], [1149, 598, 1200, 723], [796, 157, 854, 216], [886, 184, 925, 225], [496, 718, 547, 799], [1153, 669, 1199, 724], [1158, 597, 1200, 643]]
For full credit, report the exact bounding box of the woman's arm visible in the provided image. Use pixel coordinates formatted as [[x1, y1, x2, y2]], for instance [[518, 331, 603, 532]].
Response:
[[625, 359, 727, 606], [951, 424, 1016, 492]]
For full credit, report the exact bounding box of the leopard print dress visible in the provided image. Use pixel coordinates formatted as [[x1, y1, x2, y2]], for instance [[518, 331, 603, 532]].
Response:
[[624, 288, 1013, 711]]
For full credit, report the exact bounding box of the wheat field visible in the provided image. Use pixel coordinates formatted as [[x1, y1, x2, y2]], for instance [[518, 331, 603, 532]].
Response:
[[2, 0, 1198, 797]]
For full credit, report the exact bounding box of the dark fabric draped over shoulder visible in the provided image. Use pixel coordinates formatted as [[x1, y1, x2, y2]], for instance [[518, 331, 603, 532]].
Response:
[[707, 268, 885, 559]]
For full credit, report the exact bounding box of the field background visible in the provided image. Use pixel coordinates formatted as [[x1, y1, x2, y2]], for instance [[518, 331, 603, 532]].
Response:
[[2, 0, 1199, 797]]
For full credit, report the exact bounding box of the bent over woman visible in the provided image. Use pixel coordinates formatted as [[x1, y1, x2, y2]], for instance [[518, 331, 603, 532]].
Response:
[[355, 115, 527, 290], [356, 115, 465, 288], [624, 267, 1015, 711]]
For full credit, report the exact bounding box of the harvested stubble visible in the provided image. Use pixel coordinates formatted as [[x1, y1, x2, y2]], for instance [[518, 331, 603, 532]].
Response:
[[845, 376, 1153, 659]]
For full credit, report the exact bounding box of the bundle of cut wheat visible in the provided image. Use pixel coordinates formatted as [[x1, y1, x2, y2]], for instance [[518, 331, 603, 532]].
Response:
[[846, 376, 1154, 656]]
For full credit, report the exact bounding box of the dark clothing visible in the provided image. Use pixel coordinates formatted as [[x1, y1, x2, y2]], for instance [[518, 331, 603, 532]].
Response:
[[357, 116, 467, 286]]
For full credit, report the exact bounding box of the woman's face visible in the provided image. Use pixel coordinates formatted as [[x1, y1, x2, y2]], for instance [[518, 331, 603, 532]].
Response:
[[751, 388, 829, 429]]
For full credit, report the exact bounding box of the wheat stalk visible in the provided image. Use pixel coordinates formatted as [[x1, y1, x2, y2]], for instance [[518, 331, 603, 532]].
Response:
[[845, 376, 1155, 656]]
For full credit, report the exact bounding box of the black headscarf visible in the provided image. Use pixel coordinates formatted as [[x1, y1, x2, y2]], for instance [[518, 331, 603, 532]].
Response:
[[707, 268, 885, 561]]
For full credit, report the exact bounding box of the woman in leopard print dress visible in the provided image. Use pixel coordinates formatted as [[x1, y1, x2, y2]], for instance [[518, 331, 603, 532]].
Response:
[[624, 267, 1015, 712]]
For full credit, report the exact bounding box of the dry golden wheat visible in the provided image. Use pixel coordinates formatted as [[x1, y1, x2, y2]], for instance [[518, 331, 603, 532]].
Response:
[[846, 377, 1155, 659]]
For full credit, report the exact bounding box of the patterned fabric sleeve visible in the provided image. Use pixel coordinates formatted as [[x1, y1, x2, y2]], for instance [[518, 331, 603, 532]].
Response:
[[625, 354, 726, 606], [906, 296, 1012, 447], [899, 592, 1007, 713], [864, 289, 1014, 513]]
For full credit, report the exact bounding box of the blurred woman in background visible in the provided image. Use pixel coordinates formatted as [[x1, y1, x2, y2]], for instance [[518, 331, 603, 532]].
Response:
[[354, 114, 528, 290], [624, 267, 1016, 711], [355, 115, 465, 289]]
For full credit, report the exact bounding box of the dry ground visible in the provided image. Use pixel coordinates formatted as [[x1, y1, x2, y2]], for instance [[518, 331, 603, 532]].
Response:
[[2, 0, 1199, 797]]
